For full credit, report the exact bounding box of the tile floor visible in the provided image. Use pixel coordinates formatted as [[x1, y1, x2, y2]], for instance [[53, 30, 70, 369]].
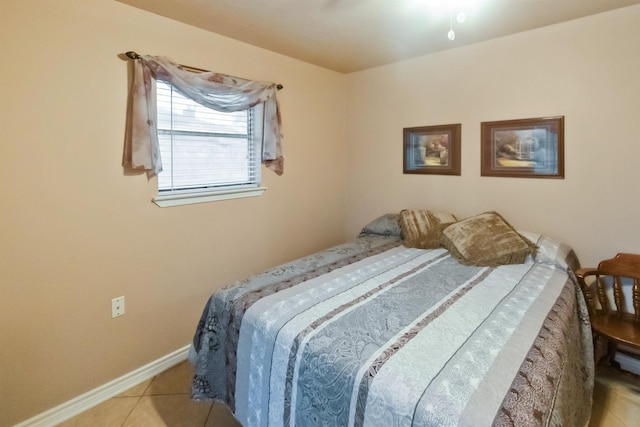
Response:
[[58, 361, 639, 427], [56, 361, 239, 427]]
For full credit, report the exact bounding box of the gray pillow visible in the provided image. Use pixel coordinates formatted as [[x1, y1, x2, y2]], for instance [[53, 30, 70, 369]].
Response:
[[359, 213, 402, 236]]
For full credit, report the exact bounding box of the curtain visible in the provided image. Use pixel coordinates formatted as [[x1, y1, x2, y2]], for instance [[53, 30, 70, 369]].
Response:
[[123, 55, 284, 177]]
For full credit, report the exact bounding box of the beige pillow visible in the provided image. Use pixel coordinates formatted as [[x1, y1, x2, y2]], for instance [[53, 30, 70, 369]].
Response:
[[442, 211, 537, 266], [400, 209, 458, 249]]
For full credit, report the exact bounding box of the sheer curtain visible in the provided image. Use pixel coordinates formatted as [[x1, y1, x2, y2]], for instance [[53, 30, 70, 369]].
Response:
[[123, 54, 283, 177]]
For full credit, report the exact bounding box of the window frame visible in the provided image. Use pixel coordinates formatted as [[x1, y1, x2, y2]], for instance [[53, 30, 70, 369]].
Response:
[[153, 185, 267, 207], [152, 81, 266, 207]]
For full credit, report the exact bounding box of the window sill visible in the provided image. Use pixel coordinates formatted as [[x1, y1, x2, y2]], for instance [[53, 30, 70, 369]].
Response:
[[153, 186, 267, 207]]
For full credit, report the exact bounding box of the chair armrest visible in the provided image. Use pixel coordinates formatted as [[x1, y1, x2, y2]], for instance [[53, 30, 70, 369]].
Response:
[[575, 267, 598, 280], [575, 267, 599, 316]]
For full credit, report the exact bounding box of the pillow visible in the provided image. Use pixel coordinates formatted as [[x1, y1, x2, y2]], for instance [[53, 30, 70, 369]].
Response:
[[519, 230, 580, 271], [399, 209, 458, 249], [442, 211, 537, 266], [359, 213, 402, 237]]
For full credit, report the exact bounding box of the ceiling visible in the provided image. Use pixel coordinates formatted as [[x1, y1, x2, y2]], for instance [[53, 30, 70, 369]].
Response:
[[116, 0, 640, 73]]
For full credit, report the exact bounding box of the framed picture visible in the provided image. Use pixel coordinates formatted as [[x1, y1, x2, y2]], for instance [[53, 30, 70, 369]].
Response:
[[403, 124, 461, 175], [481, 116, 564, 178]]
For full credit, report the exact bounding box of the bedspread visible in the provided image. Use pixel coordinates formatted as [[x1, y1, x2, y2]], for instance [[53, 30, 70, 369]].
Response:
[[190, 234, 593, 427]]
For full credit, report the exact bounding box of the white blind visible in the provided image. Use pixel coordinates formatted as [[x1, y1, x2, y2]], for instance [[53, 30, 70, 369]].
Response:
[[156, 81, 260, 192]]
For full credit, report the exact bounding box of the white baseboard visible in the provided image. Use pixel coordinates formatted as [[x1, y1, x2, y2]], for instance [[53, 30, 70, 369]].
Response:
[[15, 344, 191, 427]]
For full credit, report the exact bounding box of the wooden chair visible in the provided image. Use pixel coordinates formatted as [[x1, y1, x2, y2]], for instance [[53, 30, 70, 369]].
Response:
[[575, 253, 640, 367]]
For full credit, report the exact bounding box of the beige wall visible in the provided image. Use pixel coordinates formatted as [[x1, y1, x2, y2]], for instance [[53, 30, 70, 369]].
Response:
[[0, 1, 347, 425], [345, 5, 640, 268], [2, 1, 640, 425]]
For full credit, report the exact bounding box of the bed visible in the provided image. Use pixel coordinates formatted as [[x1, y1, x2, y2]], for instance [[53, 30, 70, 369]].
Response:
[[189, 211, 594, 427]]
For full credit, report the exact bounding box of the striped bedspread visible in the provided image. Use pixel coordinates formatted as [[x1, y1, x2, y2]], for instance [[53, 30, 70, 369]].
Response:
[[190, 234, 594, 427]]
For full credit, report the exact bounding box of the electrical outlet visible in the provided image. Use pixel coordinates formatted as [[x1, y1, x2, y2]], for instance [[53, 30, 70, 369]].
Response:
[[112, 296, 125, 318]]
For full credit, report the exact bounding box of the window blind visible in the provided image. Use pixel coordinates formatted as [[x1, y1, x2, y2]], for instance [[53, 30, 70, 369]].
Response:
[[156, 81, 260, 192]]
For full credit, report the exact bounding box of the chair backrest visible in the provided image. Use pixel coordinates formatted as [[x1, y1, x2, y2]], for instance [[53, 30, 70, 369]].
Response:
[[577, 253, 640, 322]]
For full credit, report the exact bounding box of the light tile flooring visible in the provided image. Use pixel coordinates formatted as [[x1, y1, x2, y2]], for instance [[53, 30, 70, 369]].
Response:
[[58, 361, 639, 427], [57, 361, 240, 427]]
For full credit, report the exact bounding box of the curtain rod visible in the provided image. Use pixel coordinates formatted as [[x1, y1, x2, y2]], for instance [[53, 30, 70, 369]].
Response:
[[125, 51, 283, 90]]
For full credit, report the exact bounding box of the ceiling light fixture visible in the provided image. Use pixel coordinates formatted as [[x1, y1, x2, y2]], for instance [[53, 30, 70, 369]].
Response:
[[448, 5, 456, 40], [447, 2, 467, 41], [417, 0, 471, 41]]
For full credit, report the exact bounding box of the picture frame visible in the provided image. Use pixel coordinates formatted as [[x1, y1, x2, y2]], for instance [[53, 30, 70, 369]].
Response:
[[403, 124, 461, 175], [481, 116, 564, 179]]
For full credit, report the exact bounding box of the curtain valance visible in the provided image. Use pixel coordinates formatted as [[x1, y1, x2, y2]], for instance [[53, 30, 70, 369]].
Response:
[[123, 54, 284, 177]]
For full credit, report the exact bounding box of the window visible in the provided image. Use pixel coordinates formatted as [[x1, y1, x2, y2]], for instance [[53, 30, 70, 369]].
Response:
[[153, 81, 265, 207]]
